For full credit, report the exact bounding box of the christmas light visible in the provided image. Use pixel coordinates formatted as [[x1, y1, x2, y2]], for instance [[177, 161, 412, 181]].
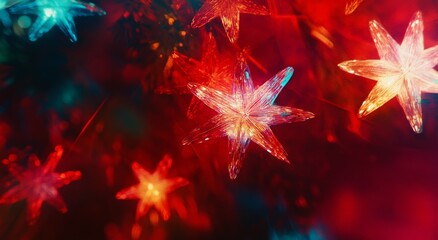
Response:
[[158, 33, 235, 119], [116, 155, 188, 221], [338, 11, 438, 133], [183, 56, 314, 179], [0, 146, 81, 224], [191, 0, 269, 43], [9, 0, 106, 42]]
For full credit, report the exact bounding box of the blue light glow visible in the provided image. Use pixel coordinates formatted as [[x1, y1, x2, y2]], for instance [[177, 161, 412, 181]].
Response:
[[9, 0, 106, 42]]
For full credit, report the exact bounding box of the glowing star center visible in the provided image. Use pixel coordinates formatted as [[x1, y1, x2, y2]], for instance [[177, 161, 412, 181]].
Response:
[[401, 65, 413, 77], [238, 109, 250, 118], [226, 120, 255, 139], [43, 8, 57, 17], [142, 183, 162, 201]]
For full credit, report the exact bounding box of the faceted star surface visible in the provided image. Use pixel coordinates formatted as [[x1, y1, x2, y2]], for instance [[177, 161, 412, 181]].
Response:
[[116, 155, 189, 221], [0, 146, 81, 224], [9, 0, 106, 42], [183, 56, 315, 179], [158, 33, 234, 119], [191, 0, 269, 43], [338, 11, 438, 133]]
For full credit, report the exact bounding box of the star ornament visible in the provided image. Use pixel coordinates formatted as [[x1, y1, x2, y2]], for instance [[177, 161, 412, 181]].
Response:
[[182, 56, 315, 179], [191, 0, 269, 43], [338, 11, 438, 133], [159, 33, 234, 119], [116, 155, 189, 221], [9, 0, 106, 42], [0, 146, 81, 224]]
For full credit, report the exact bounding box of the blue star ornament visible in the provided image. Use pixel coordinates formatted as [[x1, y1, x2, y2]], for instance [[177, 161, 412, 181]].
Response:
[[10, 0, 106, 42]]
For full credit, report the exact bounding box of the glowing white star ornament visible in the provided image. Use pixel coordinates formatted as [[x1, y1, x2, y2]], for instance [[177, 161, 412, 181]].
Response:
[[338, 11, 438, 133], [191, 0, 269, 43], [183, 56, 315, 179], [9, 0, 106, 42]]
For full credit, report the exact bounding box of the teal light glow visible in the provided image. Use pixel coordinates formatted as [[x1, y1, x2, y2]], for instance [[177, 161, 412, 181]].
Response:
[[0, 0, 22, 9], [9, 0, 106, 42], [17, 15, 31, 28]]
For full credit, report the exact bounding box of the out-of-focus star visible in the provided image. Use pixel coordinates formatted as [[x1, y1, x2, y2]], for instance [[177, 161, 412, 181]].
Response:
[[158, 33, 234, 119], [9, 0, 106, 42], [191, 0, 269, 43], [0, 146, 81, 224], [338, 11, 438, 133], [116, 155, 189, 221], [183, 56, 314, 179]]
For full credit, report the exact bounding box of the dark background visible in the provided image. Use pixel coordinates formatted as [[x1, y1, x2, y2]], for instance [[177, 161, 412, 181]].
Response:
[[1, 0, 438, 239]]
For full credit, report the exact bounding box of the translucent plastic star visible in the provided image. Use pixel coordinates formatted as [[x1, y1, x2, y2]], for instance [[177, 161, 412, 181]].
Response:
[[0, 146, 81, 224], [159, 33, 234, 119], [116, 155, 189, 221], [338, 12, 438, 133], [183, 56, 315, 179], [9, 0, 106, 42], [191, 0, 269, 43]]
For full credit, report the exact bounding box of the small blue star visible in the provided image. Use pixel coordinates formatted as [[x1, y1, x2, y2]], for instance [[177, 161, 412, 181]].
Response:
[[9, 0, 106, 42]]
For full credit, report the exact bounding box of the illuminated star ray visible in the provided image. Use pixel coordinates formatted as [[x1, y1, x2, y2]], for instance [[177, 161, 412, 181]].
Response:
[[338, 11, 438, 133], [9, 0, 106, 42], [183, 56, 314, 179], [191, 0, 269, 43]]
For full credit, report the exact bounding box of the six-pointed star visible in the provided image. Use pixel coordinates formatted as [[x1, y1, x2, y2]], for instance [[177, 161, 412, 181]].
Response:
[[116, 155, 189, 221], [183, 56, 314, 179], [191, 0, 269, 43], [338, 11, 438, 133], [0, 146, 81, 224], [159, 33, 235, 119], [9, 0, 106, 42]]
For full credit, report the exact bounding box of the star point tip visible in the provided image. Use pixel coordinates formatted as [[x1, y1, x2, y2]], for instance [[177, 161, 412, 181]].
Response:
[[414, 11, 422, 18], [284, 66, 295, 76], [181, 138, 190, 146], [131, 161, 141, 169], [357, 110, 366, 118], [190, 18, 204, 29], [115, 192, 124, 199], [413, 126, 423, 134], [228, 164, 241, 180], [304, 111, 316, 119], [410, 119, 423, 134], [369, 20, 380, 29], [186, 82, 197, 89]]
